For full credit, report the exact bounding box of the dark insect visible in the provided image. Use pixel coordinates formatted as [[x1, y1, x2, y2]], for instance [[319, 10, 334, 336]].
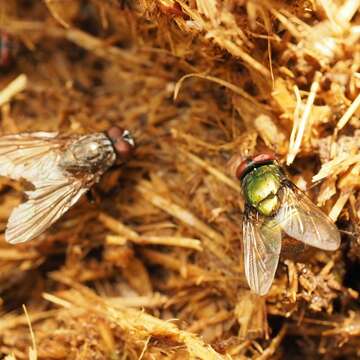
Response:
[[0, 126, 135, 244], [235, 153, 340, 295]]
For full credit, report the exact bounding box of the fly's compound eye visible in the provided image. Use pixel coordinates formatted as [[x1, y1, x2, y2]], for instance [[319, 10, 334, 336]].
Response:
[[235, 159, 252, 180], [234, 153, 278, 180], [106, 126, 135, 159]]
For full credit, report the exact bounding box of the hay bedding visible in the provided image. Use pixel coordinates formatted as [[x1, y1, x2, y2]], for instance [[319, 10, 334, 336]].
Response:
[[0, 0, 359, 358]]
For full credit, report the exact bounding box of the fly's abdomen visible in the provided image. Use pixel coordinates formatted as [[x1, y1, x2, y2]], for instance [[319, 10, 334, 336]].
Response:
[[242, 164, 282, 217]]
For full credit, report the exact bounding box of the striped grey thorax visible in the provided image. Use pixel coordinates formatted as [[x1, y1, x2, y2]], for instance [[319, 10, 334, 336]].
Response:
[[60, 133, 116, 172]]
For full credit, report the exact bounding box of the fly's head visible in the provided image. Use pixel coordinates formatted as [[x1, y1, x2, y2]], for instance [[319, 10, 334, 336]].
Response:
[[106, 126, 135, 162], [235, 153, 277, 181]]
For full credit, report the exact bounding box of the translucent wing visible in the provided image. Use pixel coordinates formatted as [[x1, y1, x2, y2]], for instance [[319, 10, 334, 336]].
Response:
[[0, 132, 62, 184], [0, 132, 90, 244], [275, 184, 340, 251], [6, 177, 88, 244], [243, 208, 282, 295]]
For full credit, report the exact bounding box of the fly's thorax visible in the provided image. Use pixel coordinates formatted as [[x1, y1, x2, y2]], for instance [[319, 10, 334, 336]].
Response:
[[242, 164, 284, 217], [60, 133, 116, 172]]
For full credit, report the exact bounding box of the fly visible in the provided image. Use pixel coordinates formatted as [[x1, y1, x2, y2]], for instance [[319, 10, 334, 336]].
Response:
[[235, 153, 341, 295], [0, 126, 135, 244]]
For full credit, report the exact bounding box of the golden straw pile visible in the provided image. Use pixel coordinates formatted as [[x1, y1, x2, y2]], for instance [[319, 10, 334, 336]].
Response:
[[0, 0, 359, 358]]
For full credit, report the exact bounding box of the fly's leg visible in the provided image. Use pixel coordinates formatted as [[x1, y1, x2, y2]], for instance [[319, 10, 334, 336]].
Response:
[[86, 188, 101, 205]]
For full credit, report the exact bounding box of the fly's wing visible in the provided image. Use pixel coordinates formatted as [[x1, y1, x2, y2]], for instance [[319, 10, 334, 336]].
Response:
[[275, 184, 341, 251], [6, 176, 88, 244], [243, 208, 282, 295], [0, 132, 61, 183], [0, 132, 90, 244]]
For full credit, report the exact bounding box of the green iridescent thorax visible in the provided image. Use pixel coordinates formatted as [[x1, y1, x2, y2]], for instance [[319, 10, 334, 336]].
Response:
[[242, 164, 283, 217]]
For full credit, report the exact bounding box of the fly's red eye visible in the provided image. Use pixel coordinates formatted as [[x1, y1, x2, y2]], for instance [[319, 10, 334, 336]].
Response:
[[234, 153, 277, 180], [114, 139, 133, 158], [106, 126, 135, 159], [235, 159, 251, 180], [107, 126, 124, 141]]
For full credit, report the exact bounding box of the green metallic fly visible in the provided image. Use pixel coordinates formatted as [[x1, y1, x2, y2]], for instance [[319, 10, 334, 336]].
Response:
[[235, 153, 341, 296]]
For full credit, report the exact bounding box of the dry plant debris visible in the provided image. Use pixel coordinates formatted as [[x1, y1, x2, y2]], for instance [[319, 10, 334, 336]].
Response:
[[0, 0, 359, 359]]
